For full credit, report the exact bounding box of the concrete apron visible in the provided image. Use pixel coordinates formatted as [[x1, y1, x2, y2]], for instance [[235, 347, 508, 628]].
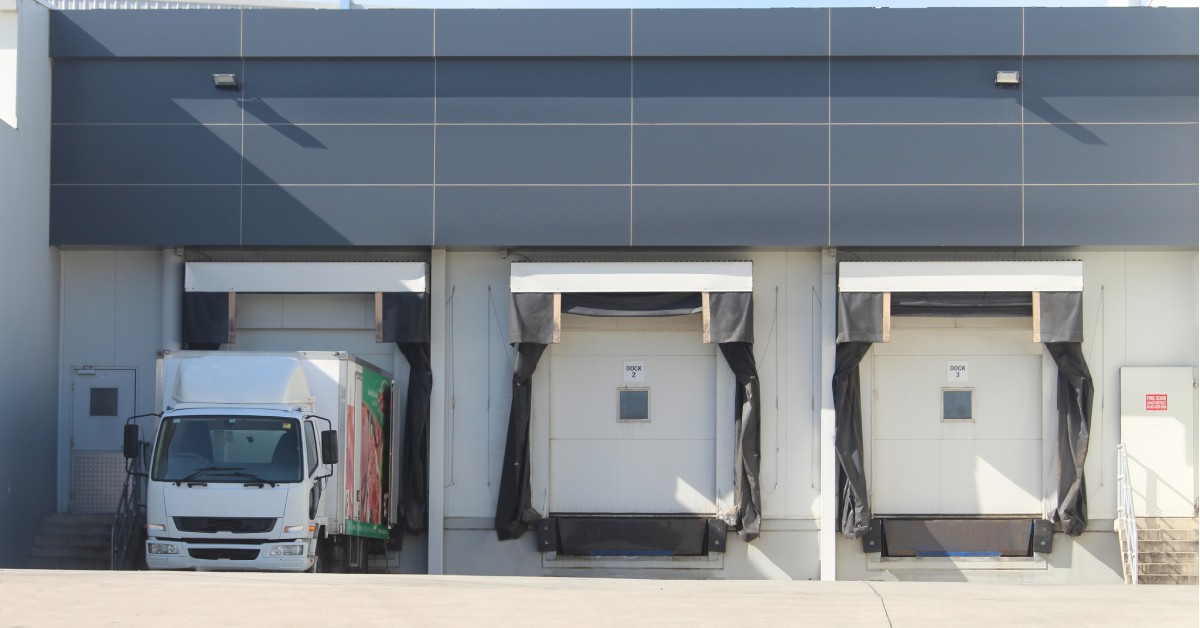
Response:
[[1, 570, 1196, 627]]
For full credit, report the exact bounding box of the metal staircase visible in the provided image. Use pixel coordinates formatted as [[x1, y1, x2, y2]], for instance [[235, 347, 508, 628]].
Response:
[[1116, 443, 1199, 585]]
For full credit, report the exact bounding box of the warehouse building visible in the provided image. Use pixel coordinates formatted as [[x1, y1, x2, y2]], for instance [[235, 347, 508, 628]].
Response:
[[1, 1, 1197, 582]]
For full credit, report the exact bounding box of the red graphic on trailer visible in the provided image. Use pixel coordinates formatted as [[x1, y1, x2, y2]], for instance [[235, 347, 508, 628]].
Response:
[[1145, 394, 1168, 411]]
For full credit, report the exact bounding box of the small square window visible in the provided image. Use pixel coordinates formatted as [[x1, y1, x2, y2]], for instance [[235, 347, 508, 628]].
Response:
[[942, 389, 972, 421], [618, 388, 650, 422], [90, 387, 118, 417]]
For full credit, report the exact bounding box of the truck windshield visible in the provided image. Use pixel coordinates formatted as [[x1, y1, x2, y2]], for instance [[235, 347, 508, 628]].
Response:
[[151, 416, 304, 483]]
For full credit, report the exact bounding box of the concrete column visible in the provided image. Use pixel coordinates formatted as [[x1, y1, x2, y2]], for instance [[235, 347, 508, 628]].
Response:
[[819, 248, 838, 581], [161, 248, 183, 351], [428, 248, 447, 574]]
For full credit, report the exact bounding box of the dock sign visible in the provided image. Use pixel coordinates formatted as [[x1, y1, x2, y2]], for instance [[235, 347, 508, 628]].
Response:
[[624, 361, 646, 382], [947, 361, 969, 382]]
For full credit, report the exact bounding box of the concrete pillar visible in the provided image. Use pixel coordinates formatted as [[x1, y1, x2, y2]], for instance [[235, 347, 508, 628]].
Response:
[[428, 248, 447, 574], [161, 248, 183, 351], [819, 248, 838, 581]]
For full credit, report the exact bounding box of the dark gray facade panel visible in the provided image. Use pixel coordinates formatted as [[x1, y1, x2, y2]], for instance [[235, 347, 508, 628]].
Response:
[[830, 8, 1021, 56], [437, 126, 630, 185], [831, 58, 1022, 124], [634, 125, 827, 184], [243, 60, 434, 125], [831, 125, 1021, 185], [242, 9, 434, 57], [632, 186, 828, 246], [242, 186, 433, 246], [1023, 58, 1199, 124], [1025, 8, 1199, 56], [435, 186, 631, 246], [50, 185, 241, 245], [1025, 185, 1199, 246], [633, 59, 827, 124], [49, 10, 240, 58], [51, 125, 241, 185], [435, 10, 630, 57], [242, 125, 434, 185], [437, 59, 630, 124], [830, 186, 1022, 246], [52, 59, 242, 124], [1024, 124, 1198, 185], [632, 9, 827, 56]]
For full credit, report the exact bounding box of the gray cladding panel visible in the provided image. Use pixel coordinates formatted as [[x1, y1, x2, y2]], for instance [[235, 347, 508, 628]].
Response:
[[50, 185, 240, 245], [1025, 8, 1199, 56], [435, 10, 630, 57], [1025, 185, 1199, 246], [437, 126, 630, 185], [242, 125, 434, 185], [633, 59, 827, 123], [435, 186, 631, 246], [632, 9, 827, 56], [831, 125, 1021, 185], [243, 60, 434, 125], [830, 8, 1021, 56], [830, 186, 1022, 246], [242, 9, 434, 57], [53, 60, 242, 125], [634, 125, 827, 184], [1024, 124, 1198, 184], [49, 10, 240, 58], [437, 59, 630, 124], [242, 186, 433, 246], [52, 125, 241, 185], [1023, 58, 1199, 124], [831, 58, 1021, 123], [633, 186, 828, 246]]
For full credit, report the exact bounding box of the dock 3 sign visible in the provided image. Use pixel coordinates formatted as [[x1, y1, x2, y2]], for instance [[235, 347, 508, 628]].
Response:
[[947, 361, 969, 383]]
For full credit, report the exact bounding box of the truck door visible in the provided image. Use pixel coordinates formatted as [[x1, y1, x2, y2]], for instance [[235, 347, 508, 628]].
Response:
[[70, 367, 136, 512]]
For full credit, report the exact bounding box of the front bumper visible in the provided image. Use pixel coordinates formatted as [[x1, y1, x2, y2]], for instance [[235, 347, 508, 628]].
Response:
[[145, 539, 315, 572]]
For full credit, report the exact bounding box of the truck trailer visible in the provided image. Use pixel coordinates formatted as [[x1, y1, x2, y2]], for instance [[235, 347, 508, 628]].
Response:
[[126, 351, 399, 572]]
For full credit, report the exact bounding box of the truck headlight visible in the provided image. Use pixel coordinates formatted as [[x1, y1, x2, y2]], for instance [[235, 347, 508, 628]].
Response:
[[270, 544, 305, 556], [147, 523, 166, 533], [147, 542, 178, 555], [282, 525, 313, 534]]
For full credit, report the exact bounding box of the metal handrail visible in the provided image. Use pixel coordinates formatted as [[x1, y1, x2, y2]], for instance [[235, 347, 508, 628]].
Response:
[[110, 442, 148, 570], [1115, 443, 1139, 585]]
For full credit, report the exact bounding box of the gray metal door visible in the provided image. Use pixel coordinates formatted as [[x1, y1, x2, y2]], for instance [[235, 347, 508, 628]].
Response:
[[70, 368, 135, 513]]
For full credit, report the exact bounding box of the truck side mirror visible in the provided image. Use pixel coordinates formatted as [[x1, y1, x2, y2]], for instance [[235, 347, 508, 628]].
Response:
[[123, 424, 140, 459], [321, 431, 338, 465]]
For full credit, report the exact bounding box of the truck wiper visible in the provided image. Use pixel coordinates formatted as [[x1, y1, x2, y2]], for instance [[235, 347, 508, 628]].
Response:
[[176, 466, 244, 486], [212, 470, 278, 488]]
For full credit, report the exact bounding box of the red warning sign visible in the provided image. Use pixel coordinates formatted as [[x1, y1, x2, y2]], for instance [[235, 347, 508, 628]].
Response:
[[1145, 394, 1168, 411]]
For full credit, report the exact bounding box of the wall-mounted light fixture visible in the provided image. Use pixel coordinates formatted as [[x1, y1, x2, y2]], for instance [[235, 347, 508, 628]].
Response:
[[212, 73, 240, 90], [994, 70, 1020, 87]]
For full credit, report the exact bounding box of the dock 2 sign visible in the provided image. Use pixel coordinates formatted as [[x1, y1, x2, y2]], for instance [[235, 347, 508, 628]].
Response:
[[947, 361, 969, 383], [624, 361, 646, 383]]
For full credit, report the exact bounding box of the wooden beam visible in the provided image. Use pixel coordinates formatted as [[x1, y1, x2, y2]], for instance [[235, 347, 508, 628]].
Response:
[[881, 292, 891, 343], [1031, 291, 1041, 343], [374, 291, 384, 342], [701, 292, 712, 343], [552, 292, 562, 343]]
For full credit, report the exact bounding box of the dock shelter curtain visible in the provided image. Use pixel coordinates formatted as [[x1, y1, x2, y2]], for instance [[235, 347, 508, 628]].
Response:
[[834, 291, 1092, 538], [495, 291, 761, 542], [382, 292, 433, 535]]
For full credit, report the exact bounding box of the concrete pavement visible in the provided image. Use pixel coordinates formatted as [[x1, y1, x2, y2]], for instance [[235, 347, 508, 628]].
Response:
[[0, 570, 1196, 627]]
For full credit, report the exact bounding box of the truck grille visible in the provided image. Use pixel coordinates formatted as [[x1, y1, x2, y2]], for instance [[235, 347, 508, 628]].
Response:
[[188, 548, 260, 561], [174, 517, 276, 534]]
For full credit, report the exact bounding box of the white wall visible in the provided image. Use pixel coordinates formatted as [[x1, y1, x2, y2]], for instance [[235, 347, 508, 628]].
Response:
[[439, 250, 824, 579], [0, 0, 56, 567]]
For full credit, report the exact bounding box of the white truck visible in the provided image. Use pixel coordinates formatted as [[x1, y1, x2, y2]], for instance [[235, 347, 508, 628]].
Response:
[[125, 351, 398, 572]]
